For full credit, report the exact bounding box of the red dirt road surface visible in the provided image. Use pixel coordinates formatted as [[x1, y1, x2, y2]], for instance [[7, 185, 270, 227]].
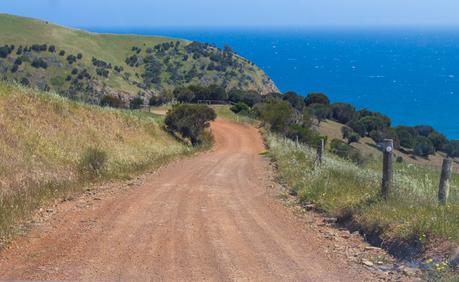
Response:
[[0, 119, 378, 281]]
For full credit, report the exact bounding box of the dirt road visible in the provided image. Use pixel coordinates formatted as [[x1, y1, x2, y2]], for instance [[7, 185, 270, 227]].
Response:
[[0, 120, 377, 281]]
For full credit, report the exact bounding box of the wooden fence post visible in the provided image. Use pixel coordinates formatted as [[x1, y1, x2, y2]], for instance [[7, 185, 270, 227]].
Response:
[[438, 158, 452, 205], [381, 139, 394, 199], [316, 139, 324, 165]]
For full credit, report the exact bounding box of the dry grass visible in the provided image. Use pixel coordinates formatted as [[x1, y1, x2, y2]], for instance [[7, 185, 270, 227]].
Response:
[[0, 82, 192, 241], [267, 133, 459, 250]]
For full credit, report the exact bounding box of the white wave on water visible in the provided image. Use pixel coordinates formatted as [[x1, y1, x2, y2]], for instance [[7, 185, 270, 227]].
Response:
[[368, 75, 385, 79]]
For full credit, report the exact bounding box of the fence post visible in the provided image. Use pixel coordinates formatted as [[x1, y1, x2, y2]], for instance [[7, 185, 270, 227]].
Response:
[[438, 158, 452, 205], [316, 139, 324, 165], [381, 139, 394, 199]]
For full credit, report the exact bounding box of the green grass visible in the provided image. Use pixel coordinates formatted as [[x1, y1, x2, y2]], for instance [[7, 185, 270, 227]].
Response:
[[0, 81, 194, 244], [267, 133, 459, 249]]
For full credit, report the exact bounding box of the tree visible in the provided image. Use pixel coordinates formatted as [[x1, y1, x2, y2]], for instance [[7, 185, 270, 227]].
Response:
[[305, 93, 330, 106], [165, 104, 216, 145], [359, 116, 386, 133], [283, 91, 304, 111], [207, 84, 227, 100], [174, 87, 195, 103], [413, 136, 435, 157], [309, 103, 331, 125], [331, 103, 357, 124], [255, 101, 294, 133], [395, 126, 416, 149], [428, 131, 448, 151], [341, 126, 352, 139], [346, 119, 366, 136], [415, 125, 434, 137]]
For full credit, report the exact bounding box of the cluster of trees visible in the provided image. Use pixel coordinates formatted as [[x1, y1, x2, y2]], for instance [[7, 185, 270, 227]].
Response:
[[31, 58, 48, 69], [280, 91, 454, 158], [1, 44, 60, 58]]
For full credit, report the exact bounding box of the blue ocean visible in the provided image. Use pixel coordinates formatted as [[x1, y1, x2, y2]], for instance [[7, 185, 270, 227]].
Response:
[[89, 27, 459, 139]]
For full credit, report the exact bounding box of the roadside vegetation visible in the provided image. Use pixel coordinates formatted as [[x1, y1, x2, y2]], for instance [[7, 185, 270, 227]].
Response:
[[165, 104, 216, 145], [0, 82, 192, 244]]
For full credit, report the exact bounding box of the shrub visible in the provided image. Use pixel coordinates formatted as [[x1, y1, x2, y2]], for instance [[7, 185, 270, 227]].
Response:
[[59, 50, 65, 56], [165, 104, 216, 145], [346, 119, 366, 136], [285, 125, 326, 147], [10, 64, 19, 73], [331, 103, 357, 124], [359, 115, 386, 133], [347, 132, 361, 144], [396, 126, 416, 149], [305, 93, 330, 106], [330, 139, 366, 164], [78, 147, 108, 177], [283, 91, 305, 111], [100, 95, 123, 108], [14, 57, 23, 65], [48, 45, 56, 52], [0, 46, 12, 58], [396, 156, 404, 163], [20, 77, 30, 86], [230, 102, 250, 114], [255, 101, 294, 133], [149, 95, 165, 106], [130, 97, 144, 109], [66, 55, 77, 64], [77, 53, 83, 60], [309, 103, 331, 125], [174, 87, 195, 103], [413, 136, 435, 157], [31, 58, 48, 69]]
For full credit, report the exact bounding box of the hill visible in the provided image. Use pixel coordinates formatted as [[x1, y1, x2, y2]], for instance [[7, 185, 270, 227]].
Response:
[[0, 81, 192, 241], [0, 14, 277, 106]]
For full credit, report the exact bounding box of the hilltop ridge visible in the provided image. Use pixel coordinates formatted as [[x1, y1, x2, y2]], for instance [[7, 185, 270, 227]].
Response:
[[0, 14, 278, 106]]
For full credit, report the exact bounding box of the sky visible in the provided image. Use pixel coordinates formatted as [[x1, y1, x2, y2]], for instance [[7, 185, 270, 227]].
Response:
[[2, 0, 459, 28]]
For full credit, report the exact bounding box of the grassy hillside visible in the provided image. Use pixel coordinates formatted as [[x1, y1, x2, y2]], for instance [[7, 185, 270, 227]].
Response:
[[0, 14, 277, 105], [0, 81, 192, 242], [267, 134, 458, 276]]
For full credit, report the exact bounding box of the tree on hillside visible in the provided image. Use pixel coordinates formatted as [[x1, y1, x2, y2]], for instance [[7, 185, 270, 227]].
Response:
[[283, 91, 305, 111], [305, 93, 330, 106], [255, 101, 294, 133], [413, 136, 435, 157], [174, 87, 195, 103], [309, 103, 331, 125], [331, 103, 357, 124], [165, 104, 216, 145]]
